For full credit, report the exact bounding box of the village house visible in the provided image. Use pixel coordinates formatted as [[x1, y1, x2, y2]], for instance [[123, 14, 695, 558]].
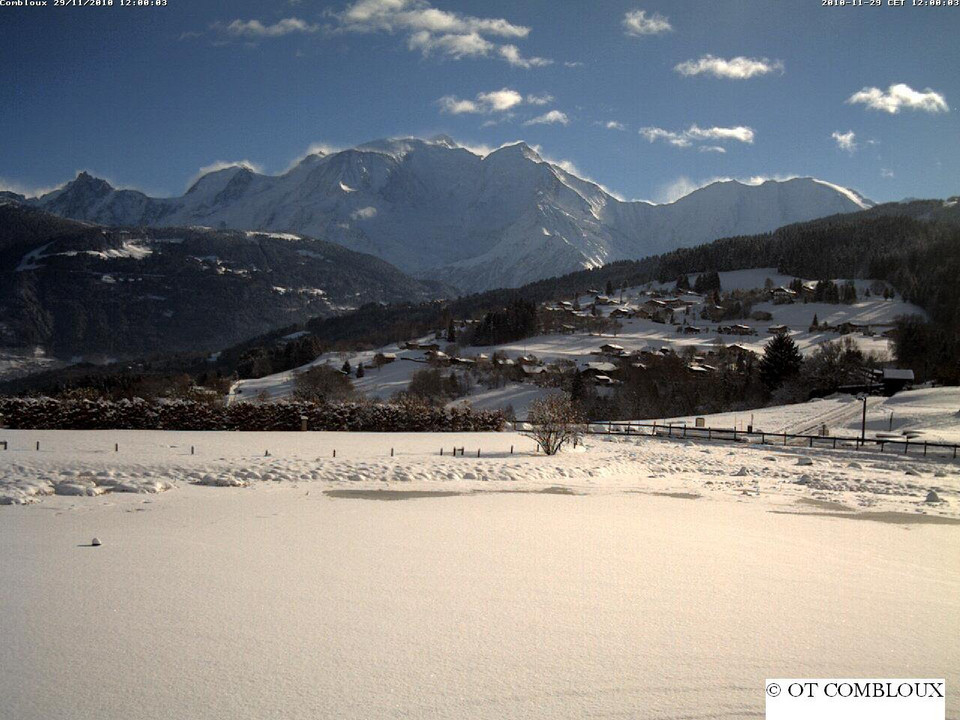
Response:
[[771, 286, 797, 304], [597, 343, 626, 357], [767, 324, 790, 334]]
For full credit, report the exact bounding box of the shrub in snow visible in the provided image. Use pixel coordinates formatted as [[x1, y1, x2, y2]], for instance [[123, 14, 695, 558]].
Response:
[[524, 394, 585, 456]]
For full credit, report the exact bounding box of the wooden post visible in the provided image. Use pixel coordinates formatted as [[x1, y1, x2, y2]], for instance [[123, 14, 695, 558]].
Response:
[[477, 449, 480, 458], [191, 445, 195, 455], [903, 440, 908, 455], [440, 448, 444, 456], [510, 445, 514, 454], [733, 429, 737, 442], [36, 441, 39, 451], [923, 442, 927, 457], [333, 449, 336, 458], [783, 433, 787, 446], [391, 448, 394, 457], [809, 437, 813, 448], [115, 443, 119, 452], [833, 438, 838, 450]]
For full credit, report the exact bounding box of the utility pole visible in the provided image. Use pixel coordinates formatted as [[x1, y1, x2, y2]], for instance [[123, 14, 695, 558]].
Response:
[[858, 394, 867, 444]]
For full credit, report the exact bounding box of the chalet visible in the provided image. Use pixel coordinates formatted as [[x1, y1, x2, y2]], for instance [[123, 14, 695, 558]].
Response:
[[594, 295, 617, 305], [701, 304, 726, 322], [560, 324, 577, 334], [493, 357, 516, 367], [520, 365, 547, 378], [580, 361, 618, 380], [610, 307, 633, 319], [771, 287, 797, 304], [881, 368, 914, 395], [419, 342, 441, 352], [718, 324, 757, 336], [682, 325, 703, 334], [592, 374, 620, 386], [373, 352, 397, 365], [767, 324, 790, 334], [800, 280, 818, 300], [424, 350, 449, 364], [598, 343, 626, 356], [517, 354, 540, 365], [834, 322, 867, 335], [450, 357, 475, 366], [687, 364, 710, 374]]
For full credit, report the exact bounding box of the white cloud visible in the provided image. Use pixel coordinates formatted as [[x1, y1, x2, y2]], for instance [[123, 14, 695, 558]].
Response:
[[638, 127, 691, 147], [336, 0, 548, 66], [526, 93, 554, 106], [831, 130, 857, 153], [438, 88, 525, 115], [881, 168, 895, 179], [640, 124, 754, 150], [408, 30, 493, 58], [622, 9, 672, 36], [217, 17, 319, 38], [478, 88, 525, 112], [351, 206, 378, 219], [605, 121, 626, 131], [685, 124, 754, 143], [847, 83, 948, 114], [437, 96, 481, 114], [524, 110, 570, 126], [563, 60, 584, 68], [341, 0, 528, 37], [499, 44, 552, 68], [674, 54, 784, 79]]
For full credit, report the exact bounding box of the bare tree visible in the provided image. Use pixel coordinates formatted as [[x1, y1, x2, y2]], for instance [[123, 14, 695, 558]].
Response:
[[524, 393, 585, 455]]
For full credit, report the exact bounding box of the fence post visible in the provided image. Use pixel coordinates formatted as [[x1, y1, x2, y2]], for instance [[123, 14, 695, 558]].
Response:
[[440, 448, 443, 456], [783, 433, 787, 446], [510, 445, 514, 454], [36, 441, 39, 451], [708, 429, 712, 441], [759, 432, 763, 444], [115, 443, 118, 452], [923, 442, 927, 457], [333, 449, 336, 458], [191, 445, 195, 455], [391, 448, 394, 457], [809, 437, 813, 448], [683, 426, 687, 438], [833, 438, 837, 450], [477, 449, 481, 458], [903, 440, 908, 455], [733, 429, 737, 442]]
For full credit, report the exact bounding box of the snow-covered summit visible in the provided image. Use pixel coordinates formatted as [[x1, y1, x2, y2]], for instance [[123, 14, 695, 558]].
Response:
[[28, 138, 874, 291]]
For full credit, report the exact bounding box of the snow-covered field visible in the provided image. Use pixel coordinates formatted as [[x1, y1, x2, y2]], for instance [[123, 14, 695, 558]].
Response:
[[230, 269, 924, 416], [1, 426, 958, 719]]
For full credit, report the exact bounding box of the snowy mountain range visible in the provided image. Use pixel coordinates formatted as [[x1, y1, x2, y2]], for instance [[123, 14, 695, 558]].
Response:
[[18, 137, 873, 292]]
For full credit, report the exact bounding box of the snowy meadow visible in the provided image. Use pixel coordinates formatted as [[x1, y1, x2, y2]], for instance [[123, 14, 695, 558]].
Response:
[[1, 423, 958, 719]]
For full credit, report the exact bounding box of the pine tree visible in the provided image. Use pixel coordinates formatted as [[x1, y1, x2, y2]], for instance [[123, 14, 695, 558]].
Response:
[[341, 360, 351, 374], [810, 313, 819, 331], [447, 319, 456, 342], [605, 279, 614, 296], [356, 363, 365, 379], [759, 333, 803, 390]]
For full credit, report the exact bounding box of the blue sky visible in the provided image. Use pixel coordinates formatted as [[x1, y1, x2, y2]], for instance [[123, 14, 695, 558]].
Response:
[[1, 0, 957, 203]]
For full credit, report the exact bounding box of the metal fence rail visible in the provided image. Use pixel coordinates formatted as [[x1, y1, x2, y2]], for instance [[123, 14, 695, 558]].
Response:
[[511, 419, 960, 459]]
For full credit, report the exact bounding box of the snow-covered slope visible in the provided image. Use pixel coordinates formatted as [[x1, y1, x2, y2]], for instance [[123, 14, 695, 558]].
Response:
[[29, 137, 873, 291]]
